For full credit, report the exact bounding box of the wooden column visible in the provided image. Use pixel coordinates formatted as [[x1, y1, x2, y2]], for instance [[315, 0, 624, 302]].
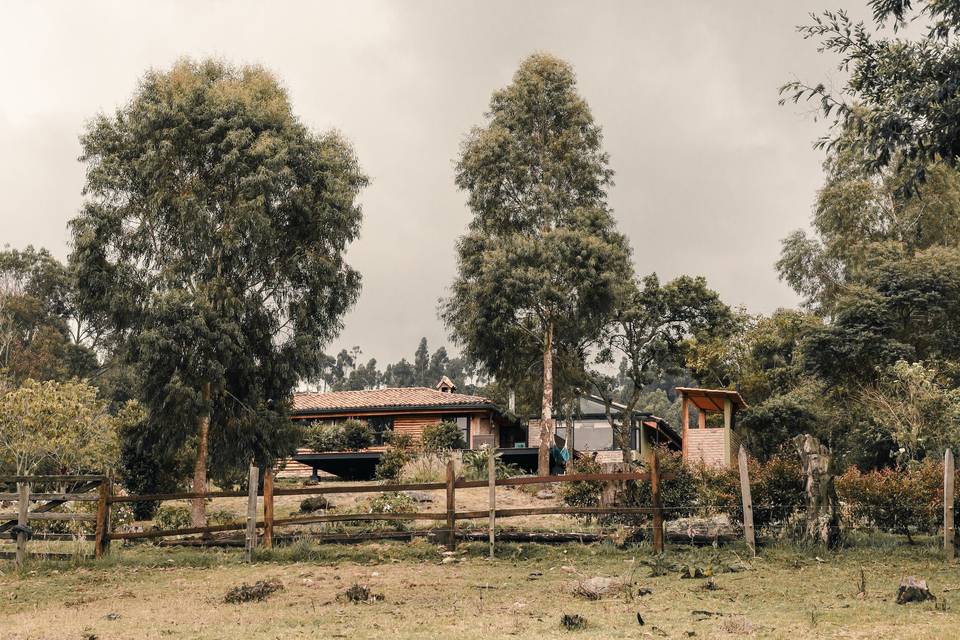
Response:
[[680, 393, 689, 462], [245, 462, 259, 563], [649, 451, 663, 554], [263, 467, 274, 550], [945, 449, 955, 561], [15, 482, 29, 568], [94, 476, 111, 559], [488, 452, 496, 559], [723, 399, 733, 467], [738, 446, 756, 557], [445, 459, 456, 550]]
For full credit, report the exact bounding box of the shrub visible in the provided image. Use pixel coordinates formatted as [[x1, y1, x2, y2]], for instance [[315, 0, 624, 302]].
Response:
[[400, 451, 460, 483], [559, 456, 604, 508], [353, 491, 417, 531], [626, 448, 699, 520], [304, 419, 373, 452], [836, 459, 942, 541], [461, 447, 523, 480], [421, 420, 466, 452], [303, 422, 345, 452], [375, 433, 414, 481], [341, 419, 374, 451], [300, 496, 332, 512], [153, 505, 192, 530]]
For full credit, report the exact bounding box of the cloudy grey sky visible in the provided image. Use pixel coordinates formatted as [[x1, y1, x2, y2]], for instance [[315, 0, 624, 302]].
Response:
[[0, 0, 868, 365]]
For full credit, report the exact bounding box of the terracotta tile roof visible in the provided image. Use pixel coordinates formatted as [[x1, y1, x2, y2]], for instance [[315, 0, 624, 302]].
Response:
[[292, 386, 497, 414]]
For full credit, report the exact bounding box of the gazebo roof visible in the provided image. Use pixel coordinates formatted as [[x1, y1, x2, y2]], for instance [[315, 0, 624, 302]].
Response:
[[675, 387, 748, 412]]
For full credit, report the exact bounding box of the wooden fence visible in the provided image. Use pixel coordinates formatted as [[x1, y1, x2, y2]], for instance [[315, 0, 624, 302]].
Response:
[[99, 454, 668, 559], [0, 475, 109, 566]]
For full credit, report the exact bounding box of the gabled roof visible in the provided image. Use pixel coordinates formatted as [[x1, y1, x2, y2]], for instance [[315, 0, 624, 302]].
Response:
[[675, 387, 748, 412], [292, 386, 498, 416]]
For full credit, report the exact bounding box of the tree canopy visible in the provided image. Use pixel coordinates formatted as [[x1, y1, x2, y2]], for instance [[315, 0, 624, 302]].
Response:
[[443, 53, 634, 474], [71, 59, 367, 521], [781, 0, 960, 190]]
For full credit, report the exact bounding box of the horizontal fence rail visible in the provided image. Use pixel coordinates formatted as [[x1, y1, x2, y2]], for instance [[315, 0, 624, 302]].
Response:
[[3, 457, 673, 562]]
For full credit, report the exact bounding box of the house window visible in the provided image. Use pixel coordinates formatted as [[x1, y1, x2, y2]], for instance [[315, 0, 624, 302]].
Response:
[[366, 416, 394, 446], [454, 415, 471, 448]]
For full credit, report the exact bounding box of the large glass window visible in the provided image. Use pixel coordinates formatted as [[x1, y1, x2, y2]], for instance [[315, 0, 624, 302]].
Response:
[[454, 415, 471, 448], [366, 416, 394, 446]]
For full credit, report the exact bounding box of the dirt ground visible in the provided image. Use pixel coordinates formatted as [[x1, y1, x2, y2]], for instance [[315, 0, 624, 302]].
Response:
[[2, 538, 959, 639]]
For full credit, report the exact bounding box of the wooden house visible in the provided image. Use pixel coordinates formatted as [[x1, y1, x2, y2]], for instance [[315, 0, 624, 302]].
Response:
[[285, 378, 526, 479], [676, 387, 748, 468], [526, 393, 680, 464]]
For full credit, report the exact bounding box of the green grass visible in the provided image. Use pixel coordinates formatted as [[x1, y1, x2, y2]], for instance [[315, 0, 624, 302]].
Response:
[[2, 536, 959, 638]]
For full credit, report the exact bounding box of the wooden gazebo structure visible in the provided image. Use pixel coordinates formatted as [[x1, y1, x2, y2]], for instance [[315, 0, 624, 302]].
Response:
[[675, 387, 748, 468]]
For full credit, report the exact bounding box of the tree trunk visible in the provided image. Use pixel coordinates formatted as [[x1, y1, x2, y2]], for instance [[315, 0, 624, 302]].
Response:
[[793, 433, 841, 548], [618, 387, 642, 456], [538, 320, 554, 476], [191, 382, 211, 528]]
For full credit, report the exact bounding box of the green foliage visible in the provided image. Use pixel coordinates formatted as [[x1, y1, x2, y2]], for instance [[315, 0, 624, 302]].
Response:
[[629, 449, 699, 518], [341, 419, 374, 451], [801, 248, 960, 388], [303, 419, 373, 453], [153, 505, 192, 531], [781, 2, 960, 190], [0, 246, 99, 384], [375, 433, 414, 481], [352, 491, 417, 531], [71, 58, 367, 488], [461, 447, 522, 480], [303, 422, 345, 452], [443, 53, 634, 450], [837, 460, 943, 540], [859, 360, 960, 465], [594, 273, 733, 448], [0, 378, 139, 475], [558, 456, 604, 508], [420, 421, 465, 452], [398, 451, 455, 483]]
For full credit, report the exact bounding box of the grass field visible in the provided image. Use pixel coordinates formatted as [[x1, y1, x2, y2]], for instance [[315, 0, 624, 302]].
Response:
[[2, 535, 959, 639]]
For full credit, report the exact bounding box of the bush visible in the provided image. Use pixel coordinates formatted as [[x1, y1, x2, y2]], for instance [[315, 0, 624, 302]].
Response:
[[837, 459, 942, 541], [352, 491, 417, 531], [421, 420, 466, 452], [399, 451, 460, 483], [375, 433, 414, 481], [341, 419, 374, 451], [461, 447, 523, 480], [304, 419, 373, 452], [300, 496, 331, 512], [153, 505, 192, 530], [626, 448, 699, 520], [559, 456, 604, 508]]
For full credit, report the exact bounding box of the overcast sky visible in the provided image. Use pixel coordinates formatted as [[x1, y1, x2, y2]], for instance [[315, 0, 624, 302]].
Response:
[[0, 0, 869, 365]]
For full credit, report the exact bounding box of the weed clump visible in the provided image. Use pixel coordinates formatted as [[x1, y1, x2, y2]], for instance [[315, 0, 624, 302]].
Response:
[[560, 613, 587, 630], [224, 579, 284, 604], [337, 583, 385, 604]]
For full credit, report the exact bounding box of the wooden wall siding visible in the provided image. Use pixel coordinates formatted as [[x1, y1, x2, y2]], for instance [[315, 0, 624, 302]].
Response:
[[686, 429, 727, 468]]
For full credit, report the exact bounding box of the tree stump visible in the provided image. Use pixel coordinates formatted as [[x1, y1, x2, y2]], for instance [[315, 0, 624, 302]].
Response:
[[794, 434, 842, 548], [896, 576, 935, 604]]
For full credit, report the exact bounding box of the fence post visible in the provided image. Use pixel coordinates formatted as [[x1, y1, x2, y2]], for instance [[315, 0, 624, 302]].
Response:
[[738, 446, 756, 557], [649, 451, 663, 554], [488, 452, 496, 559], [263, 466, 274, 550], [445, 459, 456, 551], [945, 449, 955, 561], [94, 476, 110, 559], [15, 482, 29, 568], [245, 462, 259, 563]]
